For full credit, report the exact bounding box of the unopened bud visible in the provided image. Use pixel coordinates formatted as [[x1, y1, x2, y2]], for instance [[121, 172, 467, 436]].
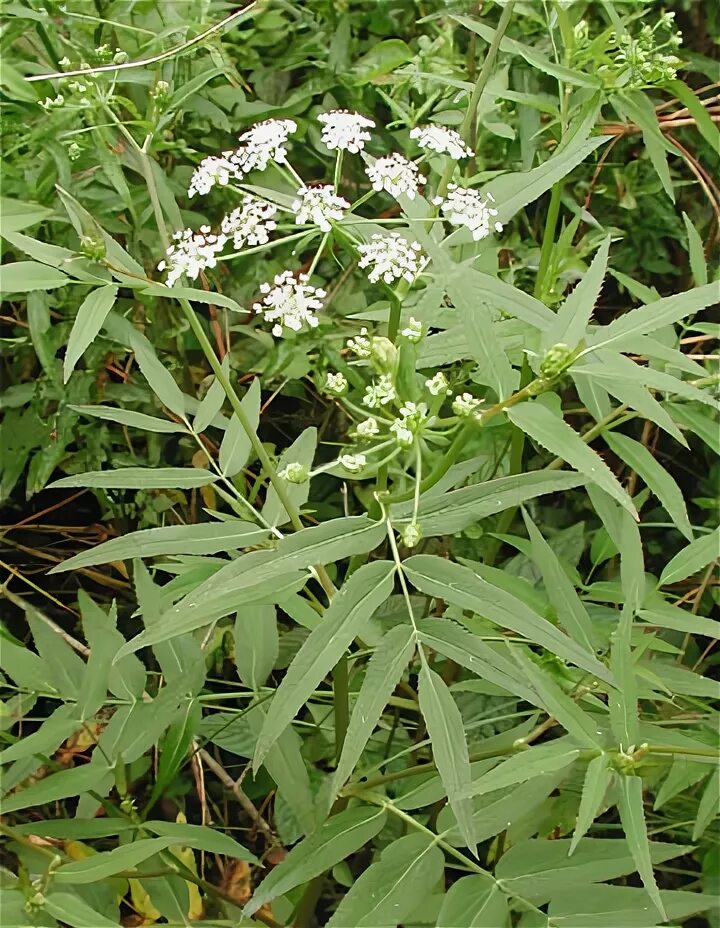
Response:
[[279, 462, 309, 484], [540, 343, 573, 379], [79, 234, 106, 262]]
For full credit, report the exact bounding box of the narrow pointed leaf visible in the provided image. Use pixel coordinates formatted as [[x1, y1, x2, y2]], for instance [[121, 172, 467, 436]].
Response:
[[419, 660, 477, 852], [463, 740, 580, 799], [63, 285, 117, 382], [692, 773, 720, 840], [522, 509, 596, 652], [605, 432, 693, 540], [193, 355, 229, 433], [329, 834, 444, 927], [53, 837, 178, 883], [405, 555, 613, 683], [219, 378, 260, 477], [437, 874, 509, 928], [44, 893, 120, 928], [253, 560, 396, 770], [570, 754, 614, 853], [51, 520, 268, 573], [590, 282, 719, 352], [511, 649, 603, 747], [331, 624, 416, 802], [658, 527, 719, 587], [69, 404, 185, 433], [244, 806, 386, 917], [617, 775, 667, 921], [129, 328, 186, 418], [508, 401, 636, 516], [545, 237, 610, 350]]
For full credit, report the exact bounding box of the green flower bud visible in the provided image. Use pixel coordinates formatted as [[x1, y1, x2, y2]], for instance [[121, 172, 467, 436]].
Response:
[[79, 234, 106, 262], [370, 336, 397, 373], [540, 343, 574, 379], [279, 462, 309, 484], [402, 522, 422, 548]]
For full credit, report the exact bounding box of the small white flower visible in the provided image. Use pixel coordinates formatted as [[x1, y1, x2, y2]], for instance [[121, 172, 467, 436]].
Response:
[[41, 94, 64, 111], [410, 125, 473, 160], [188, 153, 239, 197], [363, 374, 396, 409], [339, 453, 366, 473], [356, 417, 380, 440], [229, 118, 297, 175], [293, 185, 349, 231], [221, 196, 277, 250], [452, 392, 484, 417], [68, 81, 88, 94], [433, 185, 503, 241], [399, 401, 428, 420], [366, 154, 426, 200], [58, 56, 71, 69], [357, 234, 428, 286], [324, 372, 348, 395], [425, 372, 449, 396], [390, 419, 414, 448], [347, 328, 372, 359], [279, 462, 309, 483], [253, 271, 326, 338], [400, 316, 424, 343], [318, 110, 375, 153], [159, 225, 227, 286]]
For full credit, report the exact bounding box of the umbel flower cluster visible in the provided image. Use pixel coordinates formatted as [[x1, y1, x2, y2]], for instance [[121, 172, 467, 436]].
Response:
[[160, 113, 503, 337]]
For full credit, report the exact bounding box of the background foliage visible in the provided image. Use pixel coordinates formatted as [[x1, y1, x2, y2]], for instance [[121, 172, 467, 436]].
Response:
[[1, 1, 718, 927]]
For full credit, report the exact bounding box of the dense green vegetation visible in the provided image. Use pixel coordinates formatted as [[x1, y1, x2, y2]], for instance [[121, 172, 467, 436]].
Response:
[[0, 1, 718, 926]]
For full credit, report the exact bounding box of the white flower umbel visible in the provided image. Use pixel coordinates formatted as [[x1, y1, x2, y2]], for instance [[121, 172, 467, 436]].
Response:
[[390, 402, 428, 448], [410, 125, 474, 160], [452, 392, 484, 417], [188, 153, 239, 198], [357, 233, 428, 285], [366, 154, 426, 200], [230, 118, 297, 175], [159, 226, 227, 286], [293, 185, 349, 231], [355, 417, 380, 440], [425, 372, 449, 396], [324, 372, 348, 396], [400, 316, 424, 343], [253, 271, 326, 338], [363, 374, 396, 409], [318, 110, 375, 153], [339, 453, 366, 473], [433, 185, 503, 241], [221, 196, 277, 250], [347, 328, 372, 359]]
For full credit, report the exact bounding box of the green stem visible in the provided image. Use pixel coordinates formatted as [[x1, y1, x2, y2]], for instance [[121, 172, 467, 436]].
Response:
[[333, 657, 349, 763], [437, 0, 516, 198], [177, 300, 302, 531], [387, 292, 402, 342], [384, 376, 547, 505], [534, 180, 563, 300]]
